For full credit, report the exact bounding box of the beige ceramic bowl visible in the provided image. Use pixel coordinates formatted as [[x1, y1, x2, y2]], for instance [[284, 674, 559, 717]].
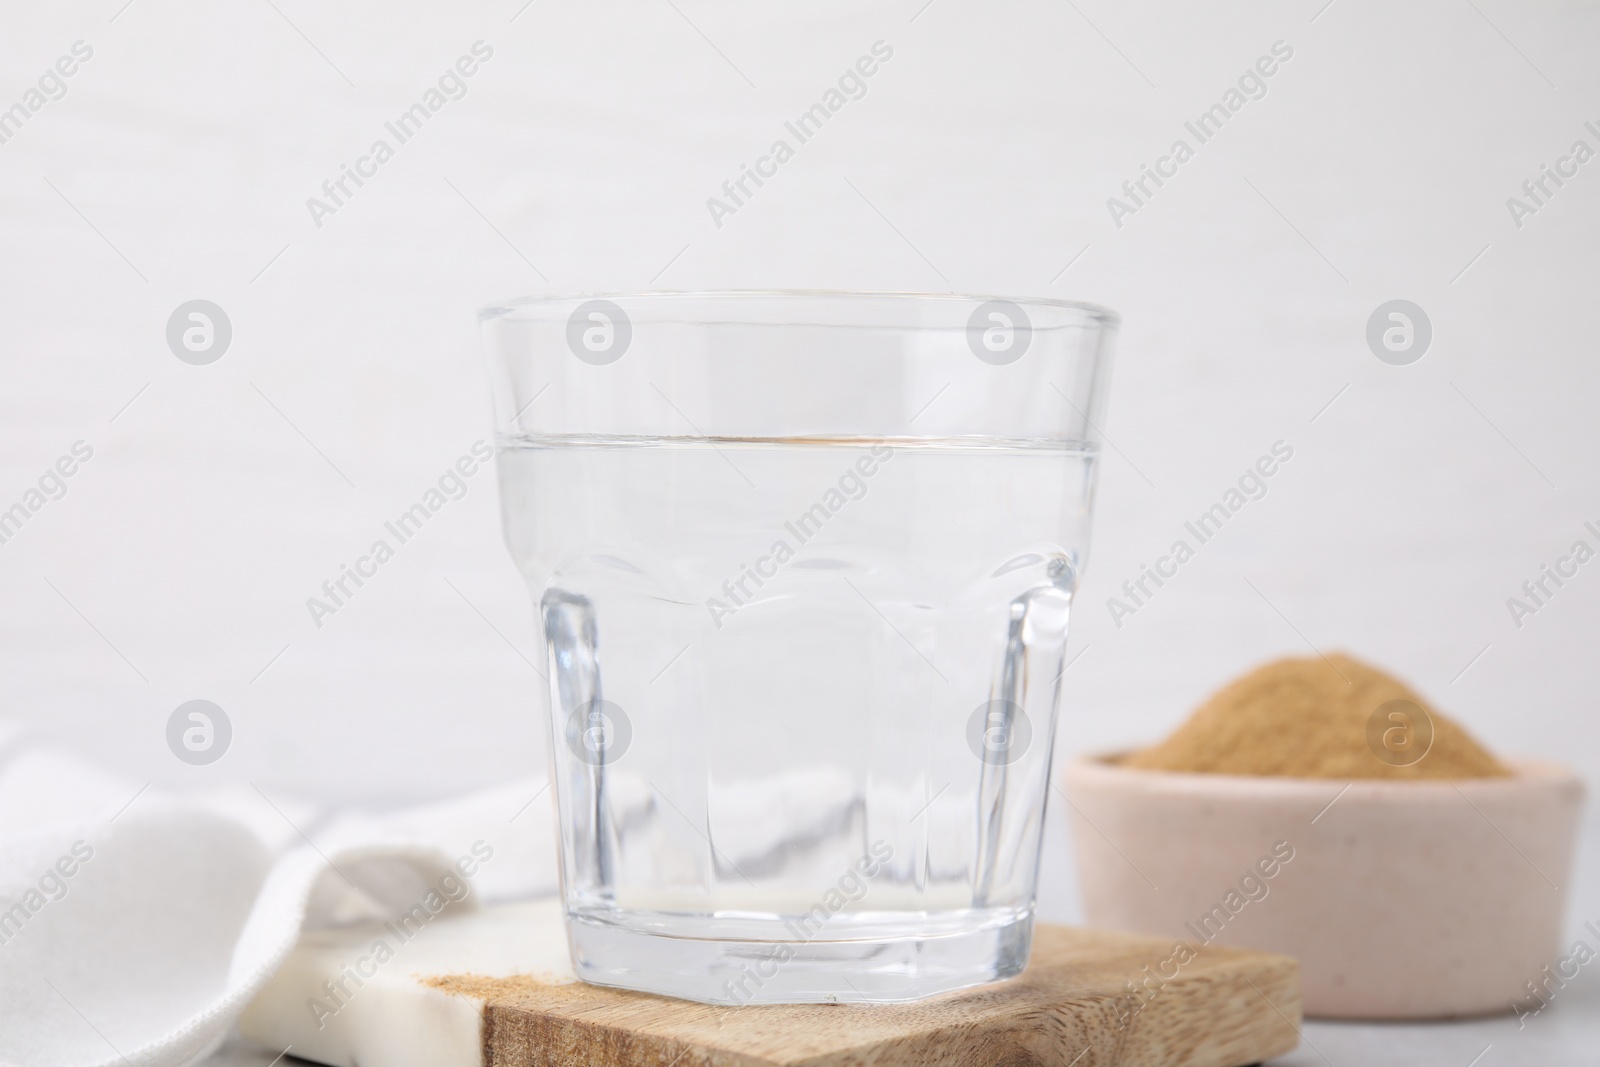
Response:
[[1063, 754, 1584, 1018]]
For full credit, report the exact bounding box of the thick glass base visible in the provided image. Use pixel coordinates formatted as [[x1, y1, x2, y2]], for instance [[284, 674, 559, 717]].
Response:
[[565, 908, 1035, 1005]]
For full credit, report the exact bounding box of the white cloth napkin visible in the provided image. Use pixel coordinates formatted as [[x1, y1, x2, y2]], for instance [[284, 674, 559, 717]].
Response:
[[0, 722, 555, 1067]]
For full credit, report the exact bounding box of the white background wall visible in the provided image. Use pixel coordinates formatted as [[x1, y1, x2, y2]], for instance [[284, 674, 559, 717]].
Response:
[[2, 0, 1596, 923]]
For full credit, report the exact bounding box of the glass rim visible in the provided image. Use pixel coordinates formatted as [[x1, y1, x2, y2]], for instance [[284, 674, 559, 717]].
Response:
[[478, 288, 1120, 328]]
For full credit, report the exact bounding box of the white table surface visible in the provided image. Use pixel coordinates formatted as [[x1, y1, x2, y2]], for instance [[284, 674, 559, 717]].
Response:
[[197, 971, 1600, 1067]]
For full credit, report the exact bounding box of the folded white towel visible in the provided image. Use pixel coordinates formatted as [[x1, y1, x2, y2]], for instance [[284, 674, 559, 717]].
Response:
[[0, 723, 555, 1067]]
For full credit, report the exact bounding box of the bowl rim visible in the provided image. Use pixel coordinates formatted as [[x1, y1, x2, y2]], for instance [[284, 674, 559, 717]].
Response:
[[1063, 751, 1583, 798]]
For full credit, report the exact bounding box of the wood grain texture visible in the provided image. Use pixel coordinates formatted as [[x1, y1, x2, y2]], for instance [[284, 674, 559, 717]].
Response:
[[428, 925, 1301, 1067]]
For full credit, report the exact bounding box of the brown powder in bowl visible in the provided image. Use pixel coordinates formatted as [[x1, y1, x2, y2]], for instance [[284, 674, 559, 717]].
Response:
[[1123, 653, 1509, 779]]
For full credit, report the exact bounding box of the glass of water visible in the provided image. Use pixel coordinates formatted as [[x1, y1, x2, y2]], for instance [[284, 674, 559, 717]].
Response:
[[481, 291, 1117, 1004]]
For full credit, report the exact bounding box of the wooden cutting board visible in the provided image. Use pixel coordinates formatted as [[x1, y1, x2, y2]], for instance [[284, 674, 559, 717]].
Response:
[[240, 900, 1300, 1067]]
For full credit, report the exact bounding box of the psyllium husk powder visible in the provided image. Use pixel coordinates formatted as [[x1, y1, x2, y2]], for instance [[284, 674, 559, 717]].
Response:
[[1123, 653, 1508, 779]]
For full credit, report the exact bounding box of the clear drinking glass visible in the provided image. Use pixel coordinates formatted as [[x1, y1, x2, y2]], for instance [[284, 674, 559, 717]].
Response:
[[481, 291, 1117, 1004]]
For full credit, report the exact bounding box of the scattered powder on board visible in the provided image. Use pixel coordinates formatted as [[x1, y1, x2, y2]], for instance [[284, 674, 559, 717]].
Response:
[[1123, 653, 1508, 779]]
